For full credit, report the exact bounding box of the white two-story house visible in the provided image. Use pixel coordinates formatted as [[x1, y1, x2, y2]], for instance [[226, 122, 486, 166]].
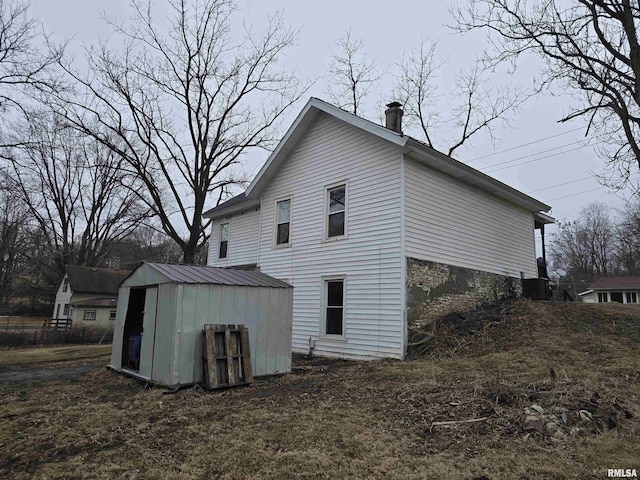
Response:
[[52, 265, 130, 327], [204, 98, 553, 360]]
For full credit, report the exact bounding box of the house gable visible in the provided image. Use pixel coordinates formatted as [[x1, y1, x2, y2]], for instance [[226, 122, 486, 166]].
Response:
[[207, 110, 406, 359]]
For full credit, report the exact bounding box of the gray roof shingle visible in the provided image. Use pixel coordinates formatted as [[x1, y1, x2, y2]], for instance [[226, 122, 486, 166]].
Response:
[[65, 265, 131, 295]]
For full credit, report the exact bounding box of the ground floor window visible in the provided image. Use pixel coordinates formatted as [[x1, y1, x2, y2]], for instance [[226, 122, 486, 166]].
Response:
[[324, 278, 344, 336], [626, 292, 638, 304], [598, 292, 608, 303], [610, 292, 624, 303], [109, 310, 117, 320], [83, 310, 96, 321]]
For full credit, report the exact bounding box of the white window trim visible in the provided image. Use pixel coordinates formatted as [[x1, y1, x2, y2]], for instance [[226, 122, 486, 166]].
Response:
[[320, 274, 347, 340], [323, 181, 348, 242], [83, 310, 97, 321], [273, 196, 293, 248], [218, 222, 230, 260], [109, 310, 117, 320]]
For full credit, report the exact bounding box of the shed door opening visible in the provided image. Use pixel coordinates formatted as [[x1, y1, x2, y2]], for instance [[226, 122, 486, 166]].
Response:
[[122, 288, 146, 371]]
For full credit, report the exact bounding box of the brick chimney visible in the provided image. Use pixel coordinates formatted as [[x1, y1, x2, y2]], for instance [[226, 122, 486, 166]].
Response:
[[385, 101, 403, 134]]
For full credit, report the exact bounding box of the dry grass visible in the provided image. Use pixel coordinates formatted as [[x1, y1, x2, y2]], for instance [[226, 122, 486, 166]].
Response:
[[0, 301, 639, 479], [0, 317, 48, 330]]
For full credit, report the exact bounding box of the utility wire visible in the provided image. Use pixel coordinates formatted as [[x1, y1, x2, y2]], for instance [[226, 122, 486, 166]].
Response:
[[466, 126, 585, 163], [526, 176, 593, 194], [483, 144, 589, 174], [480, 140, 588, 170], [548, 187, 604, 201]]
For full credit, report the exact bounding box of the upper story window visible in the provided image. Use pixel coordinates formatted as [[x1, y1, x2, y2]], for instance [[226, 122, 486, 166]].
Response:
[[326, 184, 346, 239], [63, 304, 70, 317], [62, 278, 69, 292], [219, 223, 229, 259], [276, 199, 291, 246]]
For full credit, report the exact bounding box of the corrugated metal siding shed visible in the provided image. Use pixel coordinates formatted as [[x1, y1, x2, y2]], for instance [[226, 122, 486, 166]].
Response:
[[144, 262, 291, 288]]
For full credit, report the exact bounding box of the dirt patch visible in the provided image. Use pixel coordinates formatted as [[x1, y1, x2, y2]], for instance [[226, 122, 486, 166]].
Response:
[[0, 345, 111, 390]]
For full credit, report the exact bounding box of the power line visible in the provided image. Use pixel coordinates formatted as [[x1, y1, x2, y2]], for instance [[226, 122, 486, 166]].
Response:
[[483, 144, 589, 174], [548, 187, 605, 201], [466, 126, 585, 163], [480, 140, 587, 170], [526, 176, 593, 194]]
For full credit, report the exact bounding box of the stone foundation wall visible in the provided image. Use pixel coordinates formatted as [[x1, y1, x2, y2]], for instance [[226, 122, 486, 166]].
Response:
[[406, 258, 522, 327]]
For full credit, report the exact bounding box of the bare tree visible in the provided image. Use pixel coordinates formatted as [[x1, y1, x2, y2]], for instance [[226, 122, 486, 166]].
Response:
[[0, 0, 62, 142], [325, 30, 381, 117], [394, 39, 525, 157], [615, 199, 640, 275], [452, 0, 640, 190], [549, 202, 616, 281], [7, 111, 148, 273], [54, 0, 306, 263], [0, 169, 28, 306]]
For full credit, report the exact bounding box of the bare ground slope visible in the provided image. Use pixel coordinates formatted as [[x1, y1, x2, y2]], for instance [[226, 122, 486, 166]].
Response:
[[0, 301, 638, 479]]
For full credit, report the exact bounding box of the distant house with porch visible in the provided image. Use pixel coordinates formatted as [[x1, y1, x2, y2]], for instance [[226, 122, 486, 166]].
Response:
[[578, 277, 640, 304], [52, 265, 131, 327]]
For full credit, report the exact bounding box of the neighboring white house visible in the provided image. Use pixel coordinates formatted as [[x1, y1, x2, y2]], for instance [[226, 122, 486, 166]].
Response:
[[52, 265, 130, 326], [578, 277, 640, 304], [204, 98, 553, 360]]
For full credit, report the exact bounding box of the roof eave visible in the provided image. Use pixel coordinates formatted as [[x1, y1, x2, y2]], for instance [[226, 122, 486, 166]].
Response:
[[202, 198, 260, 220], [577, 289, 593, 296], [245, 97, 407, 199], [535, 211, 556, 225]]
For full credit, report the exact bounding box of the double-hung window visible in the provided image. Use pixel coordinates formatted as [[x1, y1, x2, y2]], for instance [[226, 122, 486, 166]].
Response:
[[326, 184, 346, 239], [62, 278, 69, 292], [219, 223, 229, 259], [63, 304, 70, 317], [323, 277, 345, 336], [83, 310, 96, 321], [275, 199, 291, 246]]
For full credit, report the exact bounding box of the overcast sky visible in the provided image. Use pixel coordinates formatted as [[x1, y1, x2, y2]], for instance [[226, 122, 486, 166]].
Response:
[[30, 0, 639, 247]]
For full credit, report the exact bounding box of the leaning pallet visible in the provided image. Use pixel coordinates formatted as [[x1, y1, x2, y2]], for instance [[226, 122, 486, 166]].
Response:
[[202, 324, 253, 389]]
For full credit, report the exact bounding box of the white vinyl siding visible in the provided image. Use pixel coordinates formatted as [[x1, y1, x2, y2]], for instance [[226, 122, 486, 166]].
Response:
[[257, 113, 404, 360], [403, 157, 537, 278], [207, 208, 260, 266]]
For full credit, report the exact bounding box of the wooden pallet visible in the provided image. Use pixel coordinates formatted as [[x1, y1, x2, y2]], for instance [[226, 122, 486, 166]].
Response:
[[202, 324, 253, 389]]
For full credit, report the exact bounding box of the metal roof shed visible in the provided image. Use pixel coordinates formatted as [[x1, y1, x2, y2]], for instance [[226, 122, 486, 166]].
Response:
[[109, 262, 293, 387]]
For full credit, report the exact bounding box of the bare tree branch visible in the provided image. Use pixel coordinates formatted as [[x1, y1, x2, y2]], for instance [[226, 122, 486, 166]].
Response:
[[6, 111, 149, 272], [52, 0, 307, 263], [452, 0, 640, 189], [0, 0, 63, 143], [393, 39, 526, 157], [325, 30, 382, 117]]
